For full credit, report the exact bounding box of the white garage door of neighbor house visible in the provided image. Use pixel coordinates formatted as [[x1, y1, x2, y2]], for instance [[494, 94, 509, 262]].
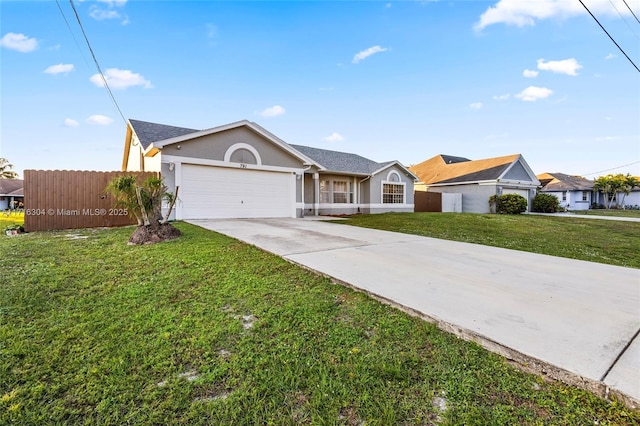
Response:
[[181, 164, 295, 219]]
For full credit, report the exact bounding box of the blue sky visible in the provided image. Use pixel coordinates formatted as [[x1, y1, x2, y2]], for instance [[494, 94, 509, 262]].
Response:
[[1, 0, 639, 178]]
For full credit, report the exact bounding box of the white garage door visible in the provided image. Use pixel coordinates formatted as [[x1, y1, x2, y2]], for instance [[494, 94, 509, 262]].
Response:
[[181, 164, 295, 219]]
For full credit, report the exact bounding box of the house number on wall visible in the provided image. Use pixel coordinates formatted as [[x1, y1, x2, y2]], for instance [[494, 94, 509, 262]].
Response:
[[239, 163, 247, 168]]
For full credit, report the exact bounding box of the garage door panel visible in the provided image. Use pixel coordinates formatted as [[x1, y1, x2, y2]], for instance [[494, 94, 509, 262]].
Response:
[[181, 165, 294, 219]]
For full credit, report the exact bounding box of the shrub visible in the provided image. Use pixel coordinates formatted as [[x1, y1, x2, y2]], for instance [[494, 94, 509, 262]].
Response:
[[532, 193, 560, 213], [490, 194, 527, 214]]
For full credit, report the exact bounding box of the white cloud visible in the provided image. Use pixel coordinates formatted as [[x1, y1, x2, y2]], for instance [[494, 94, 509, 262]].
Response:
[[44, 63, 75, 75], [324, 132, 344, 143], [90, 68, 152, 89], [0, 32, 38, 52], [258, 105, 286, 117], [206, 23, 217, 39], [515, 86, 553, 102], [90, 0, 128, 24], [97, 0, 128, 5], [523, 69, 538, 78], [474, 0, 632, 31], [86, 115, 114, 125], [64, 118, 79, 127], [469, 102, 483, 110], [352, 45, 388, 64], [537, 58, 582, 76], [605, 53, 616, 60], [493, 93, 510, 101]]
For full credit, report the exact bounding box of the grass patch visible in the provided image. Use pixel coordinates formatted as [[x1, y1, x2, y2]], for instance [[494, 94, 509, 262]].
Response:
[[1, 223, 638, 424], [343, 212, 640, 268], [571, 209, 640, 218]]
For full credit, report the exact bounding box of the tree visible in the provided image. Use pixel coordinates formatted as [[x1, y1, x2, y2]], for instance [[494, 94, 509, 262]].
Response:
[[618, 174, 640, 208], [0, 158, 19, 179], [593, 174, 636, 209], [106, 175, 180, 245]]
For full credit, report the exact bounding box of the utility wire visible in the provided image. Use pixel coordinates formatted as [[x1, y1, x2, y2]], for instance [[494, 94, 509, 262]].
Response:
[[608, 0, 640, 39], [621, 0, 640, 24], [578, 0, 640, 73], [581, 160, 640, 177], [55, 0, 93, 71], [69, 0, 128, 125]]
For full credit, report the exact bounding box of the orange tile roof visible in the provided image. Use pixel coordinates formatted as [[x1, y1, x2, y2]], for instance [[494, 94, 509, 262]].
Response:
[[409, 154, 521, 184]]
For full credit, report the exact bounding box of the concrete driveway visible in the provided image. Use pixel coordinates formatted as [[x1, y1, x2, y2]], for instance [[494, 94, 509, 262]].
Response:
[[188, 217, 640, 405]]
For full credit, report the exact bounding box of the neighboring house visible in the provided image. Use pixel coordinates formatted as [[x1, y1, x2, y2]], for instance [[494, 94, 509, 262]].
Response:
[[122, 119, 416, 219], [0, 179, 24, 210], [410, 154, 540, 213], [537, 172, 594, 211]]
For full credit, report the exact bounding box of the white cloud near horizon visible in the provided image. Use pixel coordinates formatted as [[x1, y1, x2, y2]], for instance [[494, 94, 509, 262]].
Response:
[[44, 63, 75, 75], [469, 102, 483, 110], [64, 118, 79, 127], [86, 115, 113, 125], [90, 68, 152, 89], [352, 45, 388, 64], [523, 69, 538, 78], [474, 0, 632, 31], [0, 32, 38, 52], [537, 58, 582, 76], [324, 132, 345, 143], [515, 86, 553, 101], [258, 105, 286, 117], [605, 53, 617, 60]]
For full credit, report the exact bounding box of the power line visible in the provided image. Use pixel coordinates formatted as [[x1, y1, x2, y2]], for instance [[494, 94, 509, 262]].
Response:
[[578, 0, 640, 73], [608, 0, 640, 40], [68, 0, 128, 125], [581, 160, 640, 177], [55, 0, 93, 71], [621, 0, 640, 24]]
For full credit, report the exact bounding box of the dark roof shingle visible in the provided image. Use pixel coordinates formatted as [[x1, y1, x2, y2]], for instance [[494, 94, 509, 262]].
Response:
[[0, 179, 24, 196], [129, 119, 199, 149], [291, 144, 386, 174]]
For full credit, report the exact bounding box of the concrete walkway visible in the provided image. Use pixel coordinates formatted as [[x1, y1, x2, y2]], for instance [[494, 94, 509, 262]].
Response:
[[188, 218, 640, 406], [528, 212, 640, 222]]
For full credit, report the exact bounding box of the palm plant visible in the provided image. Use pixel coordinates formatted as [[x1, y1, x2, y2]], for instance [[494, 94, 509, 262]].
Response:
[[0, 158, 18, 179]]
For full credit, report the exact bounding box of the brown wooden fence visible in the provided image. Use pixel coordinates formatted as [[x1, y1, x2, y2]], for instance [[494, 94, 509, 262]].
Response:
[[414, 191, 442, 212], [24, 170, 158, 232]]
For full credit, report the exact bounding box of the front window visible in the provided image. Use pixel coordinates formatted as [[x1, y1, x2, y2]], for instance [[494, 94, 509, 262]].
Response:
[[582, 191, 588, 201], [333, 181, 348, 203], [383, 183, 404, 204], [562, 191, 567, 201], [320, 181, 330, 203]]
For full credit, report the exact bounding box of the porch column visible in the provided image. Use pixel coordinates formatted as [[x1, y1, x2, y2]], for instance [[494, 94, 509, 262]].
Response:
[[313, 173, 319, 216]]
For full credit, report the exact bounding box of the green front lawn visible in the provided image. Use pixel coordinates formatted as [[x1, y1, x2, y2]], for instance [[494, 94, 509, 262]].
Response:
[[571, 209, 640, 218], [1, 223, 638, 424], [343, 213, 640, 269]]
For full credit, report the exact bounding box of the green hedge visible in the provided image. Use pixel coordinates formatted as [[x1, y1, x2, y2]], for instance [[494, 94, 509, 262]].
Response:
[[532, 193, 561, 213], [490, 194, 527, 214]]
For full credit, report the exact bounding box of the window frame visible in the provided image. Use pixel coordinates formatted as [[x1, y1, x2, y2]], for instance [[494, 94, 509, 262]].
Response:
[[382, 181, 406, 204]]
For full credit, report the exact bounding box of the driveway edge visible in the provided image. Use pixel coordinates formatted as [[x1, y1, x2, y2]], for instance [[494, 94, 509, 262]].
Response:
[[285, 257, 640, 410]]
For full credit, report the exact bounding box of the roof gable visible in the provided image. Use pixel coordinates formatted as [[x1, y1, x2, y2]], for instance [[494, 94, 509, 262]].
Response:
[[537, 172, 594, 191], [410, 154, 522, 184]]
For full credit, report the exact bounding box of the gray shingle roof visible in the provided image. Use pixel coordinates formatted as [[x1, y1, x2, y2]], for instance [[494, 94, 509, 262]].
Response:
[[129, 119, 199, 149], [290, 144, 387, 174], [540, 173, 594, 191], [0, 179, 24, 196], [440, 155, 471, 164]]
